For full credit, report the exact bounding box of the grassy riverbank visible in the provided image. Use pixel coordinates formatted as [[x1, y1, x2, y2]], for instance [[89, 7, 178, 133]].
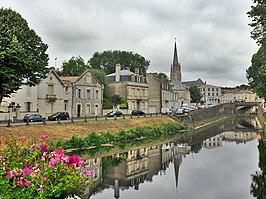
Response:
[[0, 116, 175, 142]]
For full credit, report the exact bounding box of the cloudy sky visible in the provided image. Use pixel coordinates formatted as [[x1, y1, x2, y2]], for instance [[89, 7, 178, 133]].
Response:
[[2, 0, 259, 87]]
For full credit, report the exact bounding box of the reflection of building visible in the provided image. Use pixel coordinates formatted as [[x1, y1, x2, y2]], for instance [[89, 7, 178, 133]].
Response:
[[82, 157, 102, 198], [202, 134, 223, 149], [105, 148, 149, 198], [103, 142, 191, 198], [222, 131, 258, 143]]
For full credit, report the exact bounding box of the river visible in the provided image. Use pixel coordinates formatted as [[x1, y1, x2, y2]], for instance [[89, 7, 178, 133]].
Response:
[[80, 117, 262, 199]]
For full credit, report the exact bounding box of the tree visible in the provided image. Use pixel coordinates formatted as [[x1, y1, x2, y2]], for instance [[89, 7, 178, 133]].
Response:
[[246, 44, 266, 100], [0, 8, 49, 104], [57, 56, 88, 76], [247, 1, 266, 45], [189, 85, 203, 103], [150, 72, 170, 83], [247, 1, 266, 100], [88, 50, 150, 75]]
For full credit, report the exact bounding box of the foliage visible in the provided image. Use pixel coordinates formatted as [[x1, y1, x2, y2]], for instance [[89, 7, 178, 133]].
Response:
[[247, 0, 266, 45], [0, 8, 49, 104], [247, 1, 266, 100], [60, 122, 187, 151], [119, 102, 128, 109], [56, 56, 88, 76], [250, 140, 266, 198], [246, 45, 266, 99], [88, 50, 150, 75], [189, 85, 203, 103], [0, 135, 94, 199], [150, 72, 170, 83]]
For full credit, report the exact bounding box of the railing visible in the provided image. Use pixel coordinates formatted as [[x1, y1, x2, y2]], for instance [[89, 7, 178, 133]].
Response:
[[46, 94, 57, 101]]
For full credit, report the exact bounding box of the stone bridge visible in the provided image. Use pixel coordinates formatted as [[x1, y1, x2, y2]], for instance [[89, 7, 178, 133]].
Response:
[[171, 102, 261, 124]]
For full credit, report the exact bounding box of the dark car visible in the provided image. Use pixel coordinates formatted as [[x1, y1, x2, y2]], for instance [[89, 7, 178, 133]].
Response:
[[48, 112, 69, 121], [23, 114, 44, 122], [106, 110, 123, 117], [131, 110, 145, 116]]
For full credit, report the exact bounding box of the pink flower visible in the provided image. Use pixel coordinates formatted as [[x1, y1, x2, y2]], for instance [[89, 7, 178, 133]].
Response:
[[6, 171, 11, 179], [38, 144, 48, 152], [48, 158, 56, 168], [25, 180, 31, 187], [22, 167, 31, 177], [42, 177, 47, 182], [17, 178, 23, 187], [41, 152, 47, 161], [39, 135, 50, 141], [67, 155, 80, 166], [38, 185, 44, 192], [85, 170, 95, 176], [29, 144, 35, 151], [78, 160, 86, 167]]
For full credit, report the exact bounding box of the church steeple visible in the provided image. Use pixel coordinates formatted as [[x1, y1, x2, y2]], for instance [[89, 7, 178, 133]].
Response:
[[170, 39, 182, 83], [173, 39, 179, 66]]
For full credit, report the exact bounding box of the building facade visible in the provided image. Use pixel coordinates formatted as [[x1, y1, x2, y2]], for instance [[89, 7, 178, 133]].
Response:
[[106, 64, 149, 113], [198, 84, 222, 105], [221, 89, 263, 103], [60, 69, 103, 117]]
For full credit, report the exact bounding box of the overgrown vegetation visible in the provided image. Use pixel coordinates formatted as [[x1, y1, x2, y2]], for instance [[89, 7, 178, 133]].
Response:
[[56, 122, 187, 152]]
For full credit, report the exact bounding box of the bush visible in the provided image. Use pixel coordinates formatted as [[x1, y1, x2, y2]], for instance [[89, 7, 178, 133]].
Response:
[[0, 135, 94, 199]]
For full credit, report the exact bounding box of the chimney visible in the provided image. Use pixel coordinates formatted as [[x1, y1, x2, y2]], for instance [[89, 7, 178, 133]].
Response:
[[115, 64, 121, 82]]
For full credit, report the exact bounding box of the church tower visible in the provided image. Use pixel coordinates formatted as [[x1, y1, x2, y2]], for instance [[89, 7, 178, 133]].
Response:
[[170, 39, 182, 82]]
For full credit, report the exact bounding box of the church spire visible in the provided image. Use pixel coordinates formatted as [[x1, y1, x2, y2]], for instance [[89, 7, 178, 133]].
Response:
[[170, 38, 182, 82], [173, 38, 179, 66]]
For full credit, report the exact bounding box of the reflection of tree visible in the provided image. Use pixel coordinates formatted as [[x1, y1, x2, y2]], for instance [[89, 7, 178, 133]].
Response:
[[190, 142, 202, 154], [251, 140, 266, 198]]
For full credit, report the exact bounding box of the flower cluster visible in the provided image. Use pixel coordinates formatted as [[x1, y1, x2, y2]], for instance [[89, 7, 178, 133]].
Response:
[[0, 135, 94, 199]]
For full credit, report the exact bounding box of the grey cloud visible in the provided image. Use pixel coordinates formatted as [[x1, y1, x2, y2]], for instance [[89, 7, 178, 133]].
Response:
[[1, 0, 259, 86]]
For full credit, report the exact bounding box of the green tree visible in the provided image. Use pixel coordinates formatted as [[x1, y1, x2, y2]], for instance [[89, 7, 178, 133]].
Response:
[[189, 85, 203, 103], [247, 1, 266, 45], [247, 1, 266, 100], [57, 56, 88, 76], [246, 45, 266, 100], [0, 8, 49, 104], [150, 72, 170, 83], [89, 50, 150, 75]]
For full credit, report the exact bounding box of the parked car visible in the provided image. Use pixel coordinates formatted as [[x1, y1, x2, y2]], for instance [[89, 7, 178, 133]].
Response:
[[106, 110, 123, 117], [176, 108, 184, 115], [23, 114, 44, 122], [131, 110, 145, 116], [48, 112, 69, 121]]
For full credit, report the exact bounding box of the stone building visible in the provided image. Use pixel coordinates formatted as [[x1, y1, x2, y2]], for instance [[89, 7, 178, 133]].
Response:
[[221, 89, 262, 103], [106, 64, 149, 113], [60, 69, 103, 117]]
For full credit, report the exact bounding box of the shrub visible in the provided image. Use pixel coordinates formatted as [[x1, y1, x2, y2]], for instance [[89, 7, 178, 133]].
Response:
[[0, 135, 94, 199]]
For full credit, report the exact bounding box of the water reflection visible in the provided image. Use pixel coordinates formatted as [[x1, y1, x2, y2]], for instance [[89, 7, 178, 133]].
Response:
[[251, 140, 266, 198], [81, 118, 260, 199]]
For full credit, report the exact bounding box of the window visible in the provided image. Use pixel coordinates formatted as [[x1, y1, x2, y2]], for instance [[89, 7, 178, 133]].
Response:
[[26, 86, 31, 97], [48, 85, 54, 95], [87, 90, 91, 99], [78, 89, 81, 98], [212, 88, 214, 91], [95, 90, 99, 99], [216, 88, 219, 91], [208, 93, 210, 96], [208, 88, 210, 91], [64, 100, 68, 111], [212, 93, 214, 96], [26, 102, 31, 112]]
